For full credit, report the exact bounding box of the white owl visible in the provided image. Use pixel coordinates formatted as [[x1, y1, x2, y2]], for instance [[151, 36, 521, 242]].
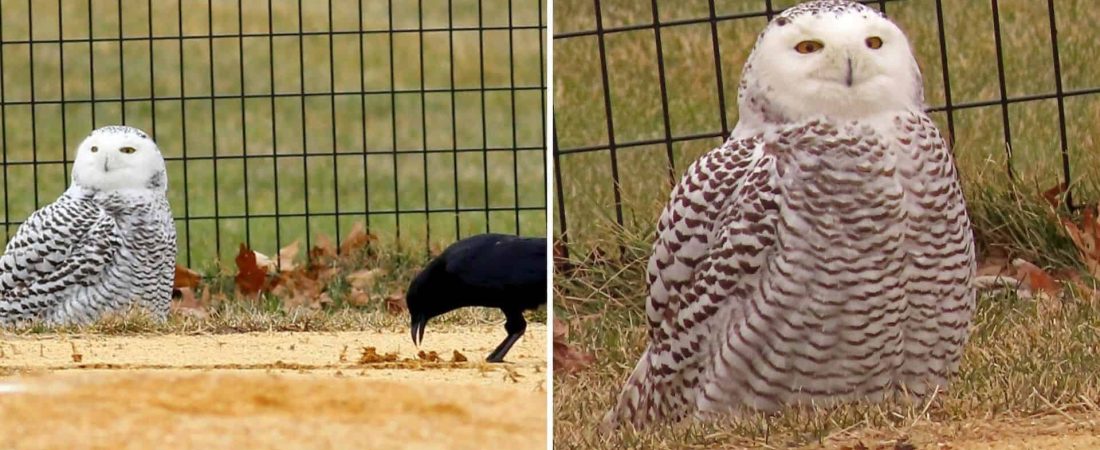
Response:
[[603, 0, 976, 429], [0, 126, 176, 326]]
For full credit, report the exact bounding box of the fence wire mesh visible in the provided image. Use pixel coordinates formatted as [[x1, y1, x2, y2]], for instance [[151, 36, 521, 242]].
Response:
[[0, 0, 547, 267], [553, 0, 1100, 257]]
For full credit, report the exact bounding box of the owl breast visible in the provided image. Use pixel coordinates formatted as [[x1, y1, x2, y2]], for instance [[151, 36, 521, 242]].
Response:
[[699, 119, 928, 414]]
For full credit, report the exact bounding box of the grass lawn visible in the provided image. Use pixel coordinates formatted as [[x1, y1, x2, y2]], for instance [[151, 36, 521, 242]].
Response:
[[553, 0, 1100, 448], [0, 0, 548, 268]]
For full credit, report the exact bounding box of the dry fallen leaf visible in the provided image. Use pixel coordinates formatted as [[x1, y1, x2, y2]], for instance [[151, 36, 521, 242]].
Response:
[[254, 251, 277, 273], [553, 317, 594, 374], [417, 350, 441, 362], [170, 287, 210, 319], [173, 265, 202, 289], [310, 234, 337, 265], [384, 293, 407, 315], [1042, 185, 1100, 279], [553, 239, 574, 275], [278, 240, 300, 271], [346, 269, 384, 291], [357, 347, 398, 364], [346, 287, 372, 307], [234, 243, 269, 296], [451, 350, 467, 363], [1059, 205, 1100, 279], [1012, 258, 1061, 297], [339, 222, 376, 256], [1042, 183, 1068, 209]]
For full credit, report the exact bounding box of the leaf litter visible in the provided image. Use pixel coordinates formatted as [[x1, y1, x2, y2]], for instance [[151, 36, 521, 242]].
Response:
[[170, 221, 415, 317]]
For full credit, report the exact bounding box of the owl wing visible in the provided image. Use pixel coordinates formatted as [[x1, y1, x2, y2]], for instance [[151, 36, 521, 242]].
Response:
[[0, 194, 119, 321], [894, 112, 975, 389], [604, 134, 781, 429]]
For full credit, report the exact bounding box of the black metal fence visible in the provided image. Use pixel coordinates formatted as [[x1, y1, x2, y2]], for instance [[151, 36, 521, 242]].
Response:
[[0, 0, 546, 267], [553, 0, 1100, 256]]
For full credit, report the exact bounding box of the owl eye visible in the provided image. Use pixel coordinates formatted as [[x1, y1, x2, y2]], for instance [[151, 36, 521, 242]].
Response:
[[866, 36, 883, 49], [794, 40, 824, 54], [90, 146, 99, 153], [119, 147, 137, 154]]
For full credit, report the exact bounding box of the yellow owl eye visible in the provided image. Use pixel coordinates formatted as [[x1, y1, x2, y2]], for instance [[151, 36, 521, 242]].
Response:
[[90, 146, 99, 153], [794, 40, 824, 54], [119, 147, 137, 154], [866, 36, 883, 49]]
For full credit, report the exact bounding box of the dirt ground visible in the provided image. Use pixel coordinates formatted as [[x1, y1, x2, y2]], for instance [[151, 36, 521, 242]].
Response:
[[0, 325, 547, 450]]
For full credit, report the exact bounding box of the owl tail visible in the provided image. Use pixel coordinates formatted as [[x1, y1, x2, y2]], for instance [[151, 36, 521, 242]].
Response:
[[601, 345, 690, 431]]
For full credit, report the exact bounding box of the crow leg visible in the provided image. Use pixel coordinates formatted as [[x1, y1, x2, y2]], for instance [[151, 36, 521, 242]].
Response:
[[487, 310, 527, 363]]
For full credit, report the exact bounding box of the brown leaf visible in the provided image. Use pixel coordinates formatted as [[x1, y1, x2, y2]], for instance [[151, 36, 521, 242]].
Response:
[[357, 347, 398, 364], [451, 350, 467, 362], [339, 222, 376, 256], [1042, 183, 1068, 209], [274, 268, 327, 311], [173, 265, 202, 289], [278, 240, 300, 272], [346, 288, 371, 307], [234, 243, 269, 296], [1060, 205, 1100, 279], [1065, 272, 1100, 301], [553, 239, 574, 275], [253, 250, 277, 273], [417, 350, 441, 362], [976, 257, 1012, 278], [310, 234, 337, 266], [170, 287, 210, 319], [1012, 259, 1061, 297], [384, 293, 407, 315], [346, 268, 384, 291], [553, 317, 594, 375]]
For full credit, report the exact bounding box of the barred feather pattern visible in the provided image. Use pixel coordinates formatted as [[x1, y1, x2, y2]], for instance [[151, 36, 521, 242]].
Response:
[[603, 113, 975, 429], [0, 185, 176, 326]]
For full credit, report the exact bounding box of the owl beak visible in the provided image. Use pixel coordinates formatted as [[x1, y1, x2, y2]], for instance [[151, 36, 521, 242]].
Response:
[[103, 159, 110, 172]]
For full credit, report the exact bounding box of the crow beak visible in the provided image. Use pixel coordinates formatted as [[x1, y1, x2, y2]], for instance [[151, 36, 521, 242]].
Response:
[[411, 316, 427, 347]]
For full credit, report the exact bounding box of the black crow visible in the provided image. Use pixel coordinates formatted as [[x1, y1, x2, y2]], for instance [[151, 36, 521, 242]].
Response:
[[407, 233, 546, 363]]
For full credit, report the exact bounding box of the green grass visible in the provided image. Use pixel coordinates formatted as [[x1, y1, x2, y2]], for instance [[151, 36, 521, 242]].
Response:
[[554, 0, 1100, 269], [0, 0, 547, 267], [554, 1, 1100, 448]]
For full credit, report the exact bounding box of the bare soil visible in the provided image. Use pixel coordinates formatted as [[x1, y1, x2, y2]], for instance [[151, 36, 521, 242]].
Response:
[[0, 325, 547, 449]]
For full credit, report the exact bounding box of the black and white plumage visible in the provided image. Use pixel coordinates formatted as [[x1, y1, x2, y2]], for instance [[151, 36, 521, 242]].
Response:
[[0, 126, 176, 326], [604, 0, 975, 429], [407, 233, 546, 363]]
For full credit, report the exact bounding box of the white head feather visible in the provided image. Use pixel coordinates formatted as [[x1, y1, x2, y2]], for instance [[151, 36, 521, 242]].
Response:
[[71, 126, 167, 193], [733, 1, 924, 137]]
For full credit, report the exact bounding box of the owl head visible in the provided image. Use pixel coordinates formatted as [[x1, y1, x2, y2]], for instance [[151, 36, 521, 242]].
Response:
[[72, 126, 167, 192], [737, 1, 924, 129]]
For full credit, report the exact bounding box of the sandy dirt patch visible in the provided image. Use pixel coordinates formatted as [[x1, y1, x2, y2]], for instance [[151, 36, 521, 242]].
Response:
[[0, 325, 546, 449]]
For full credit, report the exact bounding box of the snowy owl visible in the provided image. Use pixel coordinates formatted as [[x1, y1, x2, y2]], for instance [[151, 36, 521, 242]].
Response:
[[603, 0, 976, 429], [0, 126, 176, 326]]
